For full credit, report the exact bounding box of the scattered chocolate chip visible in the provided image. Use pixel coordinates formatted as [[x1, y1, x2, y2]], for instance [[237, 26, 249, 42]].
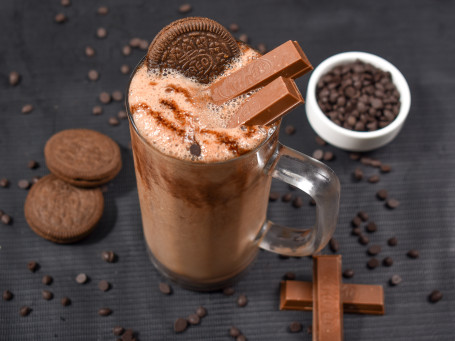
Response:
[[366, 221, 377, 233], [367, 245, 381, 256], [98, 308, 112, 316], [20, 306, 32, 316], [229, 23, 239, 32], [92, 105, 103, 115], [353, 167, 363, 180], [343, 269, 354, 278], [285, 125, 296, 135], [196, 306, 207, 318], [118, 110, 128, 120], [109, 117, 120, 126], [54, 13, 67, 23], [360, 157, 373, 166], [61, 0, 71, 7], [315, 136, 327, 146], [376, 189, 388, 200], [0, 178, 10, 187], [429, 290, 443, 303], [323, 151, 334, 161], [139, 39, 149, 50], [187, 313, 200, 325], [122, 45, 132, 56], [351, 216, 361, 227], [236, 335, 247, 341], [223, 287, 235, 296], [99, 92, 112, 104], [407, 249, 419, 259], [229, 326, 241, 337], [380, 164, 392, 173], [357, 211, 369, 222], [122, 329, 135, 341], [312, 149, 323, 161], [28, 261, 39, 272], [382, 257, 393, 267], [388, 237, 398, 246], [42, 290, 53, 300], [129, 37, 141, 48], [120, 64, 131, 74], [42, 275, 53, 285], [257, 43, 267, 54], [18, 179, 31, 189], [370, 159, 382, 168], [113, 327, 124, 336], [329, 238, 339, 252], [97, 6, 109, 15], [269, 192, 280, 202], [389, 274, 402, 286], [21, 104, 34, 114], [9, 71, 21, 86], [367, 258, 379, 269], [1, 214, 12, 225], [88, 69, 99, 81], [75, 273, 88, 284], [349, 153, 361, 160], [159, 282, 172, 295], [98, 280, 110, 292], [292, 196, 303, 208], [178, 4, 192, 13], [289, 321, 303, 333], [189, 143, 201, 157], [102, 250, 116, 263], [85, 46, 95, 57], [386, 198, 400, 209], [61, 297, 71, 306], [237, 294, 248, 307], [284, 271, 296, 280], [238, 33, 249, 43], [282, 192, 292, 202], [3, 290, 13, 301], [112, 91, 123, 102], [358, 235, 369, 245], [351, 227, 361, 236], [174, 317, 188, 333], [368, 175, 380, 183], [96, 27, 107, 39]]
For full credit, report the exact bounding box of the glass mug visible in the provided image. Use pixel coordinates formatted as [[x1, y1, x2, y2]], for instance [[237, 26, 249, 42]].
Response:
[[126, 61, 340, 291]]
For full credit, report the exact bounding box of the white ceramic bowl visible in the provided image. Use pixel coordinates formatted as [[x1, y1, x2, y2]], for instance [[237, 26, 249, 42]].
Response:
[[305, 52, 411, 152]]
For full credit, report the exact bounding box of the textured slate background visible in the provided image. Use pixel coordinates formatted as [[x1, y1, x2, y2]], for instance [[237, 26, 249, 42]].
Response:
[[1, 0, 454, 340]]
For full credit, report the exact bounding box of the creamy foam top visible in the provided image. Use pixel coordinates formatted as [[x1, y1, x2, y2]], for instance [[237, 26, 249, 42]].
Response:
[[128, 44, 273, 162]]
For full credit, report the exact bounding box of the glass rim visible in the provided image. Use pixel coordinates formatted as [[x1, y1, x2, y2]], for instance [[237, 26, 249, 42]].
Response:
[[124, 56, 279, 166]]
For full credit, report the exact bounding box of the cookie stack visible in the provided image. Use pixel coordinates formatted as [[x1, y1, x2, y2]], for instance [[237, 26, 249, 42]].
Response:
[[24, 129, 122, 243]]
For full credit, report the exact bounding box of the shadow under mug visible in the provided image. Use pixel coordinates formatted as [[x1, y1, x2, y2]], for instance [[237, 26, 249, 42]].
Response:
[[126, 61, 340, 291]]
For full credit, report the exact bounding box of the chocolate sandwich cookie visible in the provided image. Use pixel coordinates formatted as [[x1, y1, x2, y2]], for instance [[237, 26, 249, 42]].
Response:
[[147, 17, 240, 84], [44, 129, 121, 187], [24, 174, 104, 243]]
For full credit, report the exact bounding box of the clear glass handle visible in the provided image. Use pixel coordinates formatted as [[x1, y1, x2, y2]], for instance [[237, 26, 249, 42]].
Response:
[[257, 143, 340, 256]]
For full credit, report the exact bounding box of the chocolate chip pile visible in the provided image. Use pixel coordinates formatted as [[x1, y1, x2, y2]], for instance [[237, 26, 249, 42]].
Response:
[[316, 60, 401, 131]]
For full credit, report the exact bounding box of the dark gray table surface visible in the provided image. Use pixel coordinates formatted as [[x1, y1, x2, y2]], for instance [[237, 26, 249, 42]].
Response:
[[1, 0, 454, 340]]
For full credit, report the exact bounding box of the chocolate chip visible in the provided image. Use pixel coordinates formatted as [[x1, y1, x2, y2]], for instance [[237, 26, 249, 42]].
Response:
[[312, 149, 323, 160], [269, 192, 280, 202], [284, 271, 296, 280], [61, 297, 71, 306], [382, 257, 393, 267], [122, 45, 132, 56], [97, 6, 109, 15], [189, 143, 201, 156], [102, 250, 116, 263], [387, 237, 398, 246], [229, 23, 239, 32], [376, 189, 388, 200], [367, 245, 381, 256], [120, 64, 131, 74], [96, 27, 107, 39], [380, 164, 392, 173], [88, 70, 99, 81], [118, 110, 128, 120], [159, 282, 172, 295], [229, 326, 241, 337], [407, 249, 419, 259], [285, 125, 296, 135], [27, 261, 39, 272], [323, 151, 334, 161], [289, 321, 303, 333], [9, 71, 21, 86], [368, 175, 380, 183], [18, 179, 31, 189], [329, 238, 339, 252], [236, 335, 247, 341], [54, 13, 67, 23], [237, 294, 248, 307], [42, 275, 53, 285], [129, 37, 141, 47], [366, 221, 377, 233], [92, 106, 103, 115], [109, 117, 120, 126], [343, 269, 354, 278], [3, 290, 13, 301], [139, 39, 149, 50], [386, 198, 400, 209], [292, 196, 303, 208], [113, 327, 124, 336], [351, 227, 361, 236], [99, 92, 112, 104], [349, 153, 361, 160], [122, 329, 135, 340], [75, 273, 88, 284], [1, 214, 12, 225], [0, 178, 10, 187], [112, 91, 123, 102], [196, 306, 207, 317], [282, 193, 292, 202], [20, 306, 32, 316], [178, 4, 192, 13], [187, 314, 200, 325], [351, 216, 362, 227], [98, 280, 110, 292], [223, 287, 235, 296], [85, 46, 95, 57], [353, 167, 363, 180], [22, 104, 34, 114], [257, 43, 267, 54], [358, 235, 369, 245], [315, 136, 327, 146], [98, 308, 112, 316], [367, 258, 379, 269], [429, 290, 443, 303], [174, 318, 188, 333], [238, 33, 249, 43], [389, 274, 402, 286], [357, 211, 369, 222], [61, 0, 71, 7], [42, 290, 53, 300]]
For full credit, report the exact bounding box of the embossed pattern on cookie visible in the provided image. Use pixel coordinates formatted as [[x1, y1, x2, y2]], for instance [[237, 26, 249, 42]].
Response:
[[146, 17, 240, 84]]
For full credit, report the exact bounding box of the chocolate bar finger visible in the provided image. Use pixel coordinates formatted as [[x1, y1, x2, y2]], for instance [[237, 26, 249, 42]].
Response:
[[210, 40, 312, 105]]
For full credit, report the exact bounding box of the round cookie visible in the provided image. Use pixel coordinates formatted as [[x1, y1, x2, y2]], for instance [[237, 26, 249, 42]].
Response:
[[147, 17, 240, 84], [44, 129, 122, 188], [24, 174, 104, 243]]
